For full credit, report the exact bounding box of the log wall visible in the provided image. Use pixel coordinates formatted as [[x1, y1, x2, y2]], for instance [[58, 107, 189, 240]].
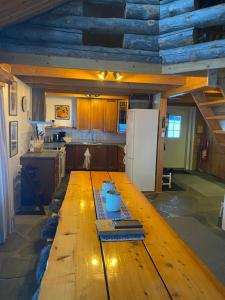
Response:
[[0, 0, 225, 66]]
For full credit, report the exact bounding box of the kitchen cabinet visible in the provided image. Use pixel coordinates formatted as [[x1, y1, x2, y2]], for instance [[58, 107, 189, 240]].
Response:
[[75, 145, 89, 170], [77, 99, 118, 132], [65, 144, 76, 172], [107, 145, 118, 170], [91, 100, 104, 130], [20, 152, 59, 205], [104, 100, 118, 132], [90, 145, 107, 170], [118, 146, 125, 171], [65, 144, 124, 172], [77, 99, 91, 129]]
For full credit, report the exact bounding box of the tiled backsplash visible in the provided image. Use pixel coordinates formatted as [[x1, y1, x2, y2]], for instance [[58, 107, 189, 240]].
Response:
[[45, 127, 126, 144]]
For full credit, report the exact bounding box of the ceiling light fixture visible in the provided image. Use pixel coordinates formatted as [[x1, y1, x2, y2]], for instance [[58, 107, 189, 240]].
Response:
[[98, 71, 108, 80], [113, 72, 123, 81]]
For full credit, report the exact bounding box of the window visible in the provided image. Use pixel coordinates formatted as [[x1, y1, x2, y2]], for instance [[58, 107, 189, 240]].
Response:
[[167, 115, 182, 138]]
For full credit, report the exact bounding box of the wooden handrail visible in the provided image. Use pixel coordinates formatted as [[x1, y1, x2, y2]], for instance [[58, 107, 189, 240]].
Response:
[[206, 115, 225, 120], [199, 99, 225, 107]]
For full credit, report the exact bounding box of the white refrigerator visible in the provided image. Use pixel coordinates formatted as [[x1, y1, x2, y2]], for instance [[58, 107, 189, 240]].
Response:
[[126, 109, 159, 191]]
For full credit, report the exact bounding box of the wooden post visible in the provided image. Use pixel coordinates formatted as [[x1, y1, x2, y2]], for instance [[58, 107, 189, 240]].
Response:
[[154, 94, 167, 192]]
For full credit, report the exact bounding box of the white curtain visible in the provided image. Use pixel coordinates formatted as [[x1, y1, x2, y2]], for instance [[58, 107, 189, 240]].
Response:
[[0, 87, 11, 243]]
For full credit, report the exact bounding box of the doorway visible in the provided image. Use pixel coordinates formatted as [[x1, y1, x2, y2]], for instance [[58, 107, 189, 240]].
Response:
[[164, 106, 195, 170]]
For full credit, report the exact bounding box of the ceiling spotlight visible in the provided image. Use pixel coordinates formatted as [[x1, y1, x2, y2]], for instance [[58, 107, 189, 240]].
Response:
[[113, 72, 123, 81], [98, 71, 108, 80]]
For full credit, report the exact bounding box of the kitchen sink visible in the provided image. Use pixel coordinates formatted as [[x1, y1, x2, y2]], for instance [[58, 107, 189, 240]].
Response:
[[82, 142, 103, 145]]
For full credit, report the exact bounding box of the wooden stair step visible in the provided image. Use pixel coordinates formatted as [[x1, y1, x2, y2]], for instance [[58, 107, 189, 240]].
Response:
[[206, 115, 225, 120], [199, 99, 225, 107], [213, 130, 225, 134]]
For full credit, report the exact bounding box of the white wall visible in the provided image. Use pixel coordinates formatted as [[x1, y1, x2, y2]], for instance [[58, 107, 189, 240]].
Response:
[[45, 96, 74, 127], [2, 77, 32, 216]]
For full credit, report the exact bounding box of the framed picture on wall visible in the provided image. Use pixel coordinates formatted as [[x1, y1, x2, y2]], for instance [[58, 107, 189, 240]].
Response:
[[55, 105, 70, 120], [9, 81, 17, 116], [9, 121, 18, 158]]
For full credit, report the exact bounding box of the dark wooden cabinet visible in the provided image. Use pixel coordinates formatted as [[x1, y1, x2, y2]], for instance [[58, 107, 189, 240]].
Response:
[[65, 144, 124, 172], [65, 144, 76, 172], [118, 146, 125, 172], [75, 145, 89, 170], [107, 145, 118, 171], [90, 145, 107, 170], [20, 152, 59, 205]]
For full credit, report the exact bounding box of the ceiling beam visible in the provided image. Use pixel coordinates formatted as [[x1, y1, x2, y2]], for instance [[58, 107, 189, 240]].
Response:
[[18, 75, 171, 95], [162, 70, 217, 98], [162, 57, 225, 75], [46, 92, 128, 100], [11, 64, 187, 86], [0, 51, 163, 75], [0, 65, 13, 83]]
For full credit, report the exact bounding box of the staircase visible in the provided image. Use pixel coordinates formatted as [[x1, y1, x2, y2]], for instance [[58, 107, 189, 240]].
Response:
[[191, 90, 225, 153]]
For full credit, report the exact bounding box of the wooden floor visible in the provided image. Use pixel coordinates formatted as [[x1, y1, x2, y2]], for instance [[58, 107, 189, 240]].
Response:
[[39, 171, 225, 300]]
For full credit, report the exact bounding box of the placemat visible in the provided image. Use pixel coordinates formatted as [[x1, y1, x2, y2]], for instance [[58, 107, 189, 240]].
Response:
[[94, 189, 144, 241], [94, 189, 132, 221]]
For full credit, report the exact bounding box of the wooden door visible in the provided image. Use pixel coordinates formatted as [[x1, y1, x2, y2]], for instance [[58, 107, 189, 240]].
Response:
[[77, 99, 91, 129], [104, 100, 118, 132], [91, 99, 104, 130]]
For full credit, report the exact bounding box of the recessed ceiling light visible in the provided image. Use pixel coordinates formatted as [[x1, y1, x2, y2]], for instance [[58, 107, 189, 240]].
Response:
[[113, 72, 123, 81], [98, 71, 108, 80]]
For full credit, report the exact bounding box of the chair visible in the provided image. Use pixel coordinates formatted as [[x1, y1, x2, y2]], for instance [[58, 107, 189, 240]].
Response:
[[49, 198, 63, 213], [41, 214, 59, 241], [36, 243, 52, 285]]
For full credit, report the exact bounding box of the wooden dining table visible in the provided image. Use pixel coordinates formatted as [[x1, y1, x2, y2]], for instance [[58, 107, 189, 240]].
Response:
[[39, 171, 225, 300]]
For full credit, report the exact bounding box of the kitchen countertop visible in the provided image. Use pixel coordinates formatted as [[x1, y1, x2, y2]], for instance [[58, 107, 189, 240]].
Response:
[[43, 141, 125, 148], [21, 151, 59, 159]]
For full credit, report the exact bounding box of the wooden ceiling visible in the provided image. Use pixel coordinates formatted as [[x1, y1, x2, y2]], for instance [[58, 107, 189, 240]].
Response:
[[0, 0, 69, 29]]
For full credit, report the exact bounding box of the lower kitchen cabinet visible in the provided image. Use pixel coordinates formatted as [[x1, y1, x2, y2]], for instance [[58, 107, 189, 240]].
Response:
[[65, 144, 124, 172], [107, 145, 118, 171], [118, 146, 125, 172], [90, 145, 107, 170], [75, 145, 90, 170], [65, 144, 76, 172], [20, 152, 60, 205]]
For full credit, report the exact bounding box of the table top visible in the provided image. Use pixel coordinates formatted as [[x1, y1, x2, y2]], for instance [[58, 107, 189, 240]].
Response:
[[21, 151, 59, 159], [39, 171, 225, 300]]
